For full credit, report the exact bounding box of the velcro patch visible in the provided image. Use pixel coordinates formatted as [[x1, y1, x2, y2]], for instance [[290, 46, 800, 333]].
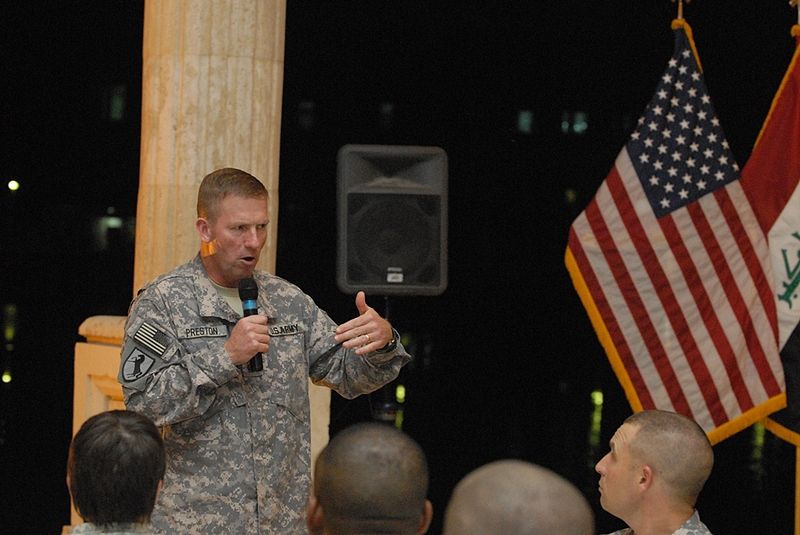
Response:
[[181, 325, 227, 339], [121, 348, 157, 382], [269, 323, 304, 337], [134, 321, 169, 356], [119, 336, 170, 390]]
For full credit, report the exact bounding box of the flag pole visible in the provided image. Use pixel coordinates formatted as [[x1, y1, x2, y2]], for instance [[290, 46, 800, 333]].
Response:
[[671, 0, 692, 21], [785, 14, 800, 535], [779, 11, 800, 535], [795, 445, 800, 535]]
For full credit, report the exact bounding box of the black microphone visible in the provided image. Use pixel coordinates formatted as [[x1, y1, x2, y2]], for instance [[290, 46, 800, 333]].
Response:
[[238, 277, 263, 372]]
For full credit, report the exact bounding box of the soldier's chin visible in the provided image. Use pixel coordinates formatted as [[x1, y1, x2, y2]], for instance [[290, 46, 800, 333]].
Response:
[[240, 257, 258, 269]]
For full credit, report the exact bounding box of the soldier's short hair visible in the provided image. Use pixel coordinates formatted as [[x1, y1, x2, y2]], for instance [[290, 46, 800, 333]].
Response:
[[197, 167, 268, 221], [624, 410, 713, 504], [68, 410, 165, 526], [443, 460, 594, 535], [314, 422, 429, 533]]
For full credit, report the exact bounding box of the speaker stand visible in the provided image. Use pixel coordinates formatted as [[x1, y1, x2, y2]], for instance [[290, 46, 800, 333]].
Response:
[[369, 296, 403, 427]]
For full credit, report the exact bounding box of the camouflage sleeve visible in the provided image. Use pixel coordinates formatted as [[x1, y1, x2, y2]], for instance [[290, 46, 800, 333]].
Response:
[[306, 301, 411, 400], [118, 286, 240, 426]]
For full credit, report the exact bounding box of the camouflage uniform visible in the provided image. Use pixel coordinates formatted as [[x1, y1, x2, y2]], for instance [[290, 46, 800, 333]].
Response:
[[118, 256, 410, 535], [605, 510, 713, 535], [70, 523, 155, 534]]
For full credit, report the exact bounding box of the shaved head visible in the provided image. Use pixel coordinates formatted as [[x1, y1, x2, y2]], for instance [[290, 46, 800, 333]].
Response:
[[312, 423, 430, 534], [443, 460, 594, 535], [624, 410, 713, 504]]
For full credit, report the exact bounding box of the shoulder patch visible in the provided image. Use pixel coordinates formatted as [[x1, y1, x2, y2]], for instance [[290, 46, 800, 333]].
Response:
[[134, 321, 170, 357], [119, 333, 170, 390], [121, 348, 158, 382]]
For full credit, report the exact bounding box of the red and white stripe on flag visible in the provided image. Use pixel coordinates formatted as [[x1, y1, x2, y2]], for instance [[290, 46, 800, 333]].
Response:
[[566, 20, 785, 444]]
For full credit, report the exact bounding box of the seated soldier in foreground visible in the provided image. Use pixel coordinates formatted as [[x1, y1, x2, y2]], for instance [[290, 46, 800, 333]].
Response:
[[595, 410, 715, 535], [67, 410, 165, 535], [307, 422, 433, 535]]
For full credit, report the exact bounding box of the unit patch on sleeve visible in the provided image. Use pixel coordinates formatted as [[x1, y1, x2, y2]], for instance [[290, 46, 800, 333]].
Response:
[[119, 339, 170, 391], [121, 347, 157, 382]]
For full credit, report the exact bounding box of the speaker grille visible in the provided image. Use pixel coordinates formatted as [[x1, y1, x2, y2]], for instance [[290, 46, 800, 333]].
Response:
[[346, 193, 441, 286]]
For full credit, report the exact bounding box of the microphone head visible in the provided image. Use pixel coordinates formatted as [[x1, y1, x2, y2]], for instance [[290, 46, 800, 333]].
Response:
[[238, 277, 258, 301]]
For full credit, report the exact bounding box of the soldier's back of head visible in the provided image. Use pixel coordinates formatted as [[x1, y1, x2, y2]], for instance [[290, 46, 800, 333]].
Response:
[[309, 422, 432, 535], [443, 459, 594, 535]]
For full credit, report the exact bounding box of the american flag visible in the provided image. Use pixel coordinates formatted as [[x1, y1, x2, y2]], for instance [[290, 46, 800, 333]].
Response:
[[566, 20, 785, 443]]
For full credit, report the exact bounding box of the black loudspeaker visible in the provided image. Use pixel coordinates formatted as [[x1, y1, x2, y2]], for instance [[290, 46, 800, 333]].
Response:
[[337, 144, 448, 296]]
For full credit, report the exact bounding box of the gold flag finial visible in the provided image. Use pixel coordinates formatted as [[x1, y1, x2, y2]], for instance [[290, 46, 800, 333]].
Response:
[[672, 0, 692, 20]]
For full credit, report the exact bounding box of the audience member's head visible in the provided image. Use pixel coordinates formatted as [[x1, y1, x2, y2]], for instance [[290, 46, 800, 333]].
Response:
[[442, 459, 594, 535], [307, 422, 432, 535], [595, 409, 713, 530], [67, 410, 165, 527]]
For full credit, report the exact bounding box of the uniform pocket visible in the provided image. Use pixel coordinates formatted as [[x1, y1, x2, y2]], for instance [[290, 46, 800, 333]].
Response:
[[166, 409, 224, 445]]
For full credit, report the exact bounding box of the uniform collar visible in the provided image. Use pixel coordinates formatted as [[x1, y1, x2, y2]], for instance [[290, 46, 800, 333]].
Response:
[[190, 254, 277, 320]]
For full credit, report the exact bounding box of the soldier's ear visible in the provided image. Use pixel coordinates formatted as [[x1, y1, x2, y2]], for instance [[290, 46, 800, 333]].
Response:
[[306, 494, 324, 535], [196, 217, 211, 242], [417, 500, 433, 534], [638, 464, 655, 491]]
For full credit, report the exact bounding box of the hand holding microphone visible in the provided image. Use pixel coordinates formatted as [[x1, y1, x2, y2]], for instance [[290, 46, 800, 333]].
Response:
[[223, 277, 268, 370]]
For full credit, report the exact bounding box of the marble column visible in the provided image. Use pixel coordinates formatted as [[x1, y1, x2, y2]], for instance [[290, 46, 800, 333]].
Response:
[[134, 0, 285, 290]]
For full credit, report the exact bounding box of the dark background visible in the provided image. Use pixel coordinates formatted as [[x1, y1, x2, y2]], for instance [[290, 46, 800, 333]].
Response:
[[1, 2, 798, 533]]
